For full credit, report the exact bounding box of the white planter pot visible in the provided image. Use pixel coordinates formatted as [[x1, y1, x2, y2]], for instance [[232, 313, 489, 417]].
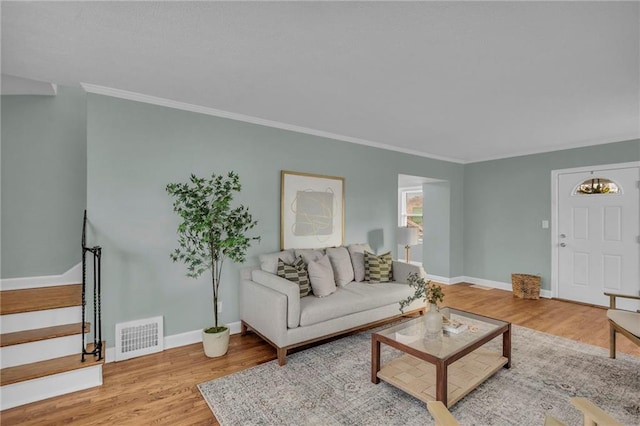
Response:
[[202, 327, 230, 358]]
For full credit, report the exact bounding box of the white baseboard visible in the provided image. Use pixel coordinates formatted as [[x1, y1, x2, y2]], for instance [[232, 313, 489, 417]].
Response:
[[461, 276, 551, 298], [426, 275, 467, 285], [105, 320, 242, 363], [0, 263, 82, 290]]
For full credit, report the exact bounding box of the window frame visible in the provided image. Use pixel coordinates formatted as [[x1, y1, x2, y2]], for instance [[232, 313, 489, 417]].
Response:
[[398, 187, 424, 243]]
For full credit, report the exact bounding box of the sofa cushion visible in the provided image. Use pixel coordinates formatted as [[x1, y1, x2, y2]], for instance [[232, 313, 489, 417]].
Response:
[[348, 243, 372, 282], [299, 282, 413, 327], [277, 256, 311, 297], [364, 251, 393, 282], [607, 309, 640, 337], [326, 247, 355, 287], [295, 248, 325, 265], [307, 254, 337, 297], [259, 249, 295, 274]]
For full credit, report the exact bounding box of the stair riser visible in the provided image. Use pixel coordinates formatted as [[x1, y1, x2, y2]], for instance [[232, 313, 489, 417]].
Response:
[[1, 334, 87, 368], [0, 365, 102, 410], [0, 307, 82, 334]]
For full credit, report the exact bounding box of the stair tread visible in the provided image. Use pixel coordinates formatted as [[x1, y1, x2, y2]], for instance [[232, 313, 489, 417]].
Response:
[[0, 323, 90, 347], [0, 342, 104, 386], [0, 284, 82, 315]]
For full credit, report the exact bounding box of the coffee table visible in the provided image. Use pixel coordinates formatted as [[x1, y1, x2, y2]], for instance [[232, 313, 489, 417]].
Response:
[[371, 307, 511, 408]]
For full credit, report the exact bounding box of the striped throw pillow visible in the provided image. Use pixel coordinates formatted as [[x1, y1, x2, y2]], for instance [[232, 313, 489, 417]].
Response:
[[364, 251, 393, 282], [277, 256, 312, 297]]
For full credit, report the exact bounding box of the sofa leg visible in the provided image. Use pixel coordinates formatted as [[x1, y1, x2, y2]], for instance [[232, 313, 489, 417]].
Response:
[[241, 321, 248, 336], [609, 326, 616, 359], [277, 347, 287, 366]]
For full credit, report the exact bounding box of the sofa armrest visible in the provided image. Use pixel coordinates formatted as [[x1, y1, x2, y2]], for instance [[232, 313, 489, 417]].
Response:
[[392, 261, 426, 283], [240, 279, 288, 347], [250, 269, 301, 328]]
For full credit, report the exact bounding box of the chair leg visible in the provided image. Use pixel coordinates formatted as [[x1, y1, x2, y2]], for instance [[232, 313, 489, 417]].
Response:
[[240, 321, 248, 336], [609, 326, 616, 359]]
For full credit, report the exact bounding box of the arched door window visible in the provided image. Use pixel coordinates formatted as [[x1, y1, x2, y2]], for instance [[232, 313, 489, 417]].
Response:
[[574, 177, 620, 195]]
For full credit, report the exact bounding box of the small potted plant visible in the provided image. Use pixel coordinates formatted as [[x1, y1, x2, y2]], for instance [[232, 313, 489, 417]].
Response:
[[167, 172, 259, 357], [399, 272, 444, 334]]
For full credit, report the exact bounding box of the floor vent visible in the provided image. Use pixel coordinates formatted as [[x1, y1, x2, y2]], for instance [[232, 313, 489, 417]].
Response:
[[115, 316, 163, 361]]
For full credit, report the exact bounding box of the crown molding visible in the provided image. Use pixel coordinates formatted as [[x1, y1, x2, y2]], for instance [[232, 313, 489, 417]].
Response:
[[466, 135, 640, 164], [80, 83, 465, 164]]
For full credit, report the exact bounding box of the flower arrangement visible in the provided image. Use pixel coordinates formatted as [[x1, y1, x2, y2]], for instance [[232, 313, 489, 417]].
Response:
[[399, 272, 444, 313]]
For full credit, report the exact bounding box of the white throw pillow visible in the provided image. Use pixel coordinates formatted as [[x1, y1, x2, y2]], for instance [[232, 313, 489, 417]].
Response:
[[295, 248, 325, 265], [307, 254, 337, 297], [326, 247, 355, 286], [259, 249, 295, 274], [348, 243, 373, 282]]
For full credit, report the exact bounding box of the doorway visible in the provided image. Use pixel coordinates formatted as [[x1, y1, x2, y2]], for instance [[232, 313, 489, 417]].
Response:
[[552, 162, 639, 310]]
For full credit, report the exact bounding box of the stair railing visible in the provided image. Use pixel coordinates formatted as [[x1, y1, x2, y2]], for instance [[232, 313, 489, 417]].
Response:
[[81, 210, 103, 362]]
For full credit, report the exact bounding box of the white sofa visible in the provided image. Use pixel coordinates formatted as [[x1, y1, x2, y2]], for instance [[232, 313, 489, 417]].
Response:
[[240, 246, 426, 365]]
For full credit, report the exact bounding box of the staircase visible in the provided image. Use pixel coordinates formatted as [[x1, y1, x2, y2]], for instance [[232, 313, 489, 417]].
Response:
[[0, 283, 104, 410]]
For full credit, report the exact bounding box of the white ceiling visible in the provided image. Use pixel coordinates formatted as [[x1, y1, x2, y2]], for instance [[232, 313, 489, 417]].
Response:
[[2, 1, 638, 163]]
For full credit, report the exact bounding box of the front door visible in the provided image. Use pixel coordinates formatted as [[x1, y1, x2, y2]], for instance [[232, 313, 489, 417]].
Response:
[[557, 165, 640, 310]]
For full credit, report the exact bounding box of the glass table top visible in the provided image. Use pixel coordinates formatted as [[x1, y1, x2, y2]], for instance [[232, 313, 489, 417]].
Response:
[[374, 307, 509, 359]]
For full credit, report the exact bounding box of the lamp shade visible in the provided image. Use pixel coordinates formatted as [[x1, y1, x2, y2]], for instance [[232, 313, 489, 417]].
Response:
[[397, 227, 418, 246]]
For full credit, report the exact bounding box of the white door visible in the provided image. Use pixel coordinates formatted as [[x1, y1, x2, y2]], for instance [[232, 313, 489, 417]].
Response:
[[557, 166, 640, 310]]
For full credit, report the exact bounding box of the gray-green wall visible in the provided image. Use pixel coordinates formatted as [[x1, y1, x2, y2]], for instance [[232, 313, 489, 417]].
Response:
[[1, 87, 87, 278], [464, 139, 640, 290], [86, 94, 464, 345], [3, 87, 638, 346]]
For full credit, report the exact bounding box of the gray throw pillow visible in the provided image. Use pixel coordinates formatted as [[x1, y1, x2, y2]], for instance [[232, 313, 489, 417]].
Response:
[[364, 251, 393, 283], [348, 243, 373, 282], [295, 248, 325, 265], [326, 246, 355, 286], [307, 254, 337, 297], [260, 249, 295, 274]]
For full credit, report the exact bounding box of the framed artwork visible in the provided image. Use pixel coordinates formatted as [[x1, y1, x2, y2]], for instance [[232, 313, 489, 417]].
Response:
[[280, 170, 345, 250]]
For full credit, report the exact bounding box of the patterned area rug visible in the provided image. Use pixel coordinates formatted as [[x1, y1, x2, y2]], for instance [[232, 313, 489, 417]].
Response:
[[198, 325, 640, 425]]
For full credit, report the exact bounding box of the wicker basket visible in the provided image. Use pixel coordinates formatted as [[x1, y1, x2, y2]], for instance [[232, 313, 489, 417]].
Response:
[[511, 273, 541, 299]]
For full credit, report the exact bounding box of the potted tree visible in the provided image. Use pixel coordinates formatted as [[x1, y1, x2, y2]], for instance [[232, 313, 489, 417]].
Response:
[[166, 172, 259, 357]]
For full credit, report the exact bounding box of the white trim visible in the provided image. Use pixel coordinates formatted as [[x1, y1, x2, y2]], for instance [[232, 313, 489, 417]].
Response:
[[104, 320, 242, 363], [550, 161, 640, 300], [0, 263, 83, 290], [81, 83, 464, 164], [426, 274, 458, 285], [461, 276, 552, 299], [0, 365, 102, 410], [466, 137, 640, 164]]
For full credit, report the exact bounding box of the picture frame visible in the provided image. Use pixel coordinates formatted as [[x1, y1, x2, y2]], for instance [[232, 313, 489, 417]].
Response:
[[280, 170, 345, 250]]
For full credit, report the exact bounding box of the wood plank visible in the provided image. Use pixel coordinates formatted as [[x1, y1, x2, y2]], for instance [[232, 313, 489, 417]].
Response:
[[0, 284, 637, 425], [0, 343, 104, 386], [0, 284, 82, 315], [1, 323, 89, 347], [377, 348, 508, 407]]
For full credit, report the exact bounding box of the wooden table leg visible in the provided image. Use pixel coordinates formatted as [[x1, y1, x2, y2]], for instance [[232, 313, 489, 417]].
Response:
[[435, 360, 448, 407], [371, 335, 381, 384], [503, 323, 512, 368]]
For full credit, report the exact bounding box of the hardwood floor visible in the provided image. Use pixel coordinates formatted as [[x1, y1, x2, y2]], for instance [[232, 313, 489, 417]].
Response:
[[2, 284, 637, 425]]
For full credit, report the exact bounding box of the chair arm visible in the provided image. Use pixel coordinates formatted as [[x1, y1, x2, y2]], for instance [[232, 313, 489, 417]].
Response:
[[250, 269, 301, 328], [240, 279, 288, 347], [604, 292, 640, 309], [570, 397, 622, 426], [426, 401, 460, 426], [392, 261, 426, 284]]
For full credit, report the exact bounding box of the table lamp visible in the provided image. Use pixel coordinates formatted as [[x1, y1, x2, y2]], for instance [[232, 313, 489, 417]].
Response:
[[397, 226, 418, 263]]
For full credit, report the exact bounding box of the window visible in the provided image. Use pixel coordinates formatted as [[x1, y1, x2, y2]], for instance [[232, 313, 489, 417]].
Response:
[[400, 189, 423, 241], [574, 178, 620, 195]]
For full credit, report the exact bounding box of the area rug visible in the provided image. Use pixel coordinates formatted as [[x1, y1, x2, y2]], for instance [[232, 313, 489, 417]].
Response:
[[198, 325, 640, 425]]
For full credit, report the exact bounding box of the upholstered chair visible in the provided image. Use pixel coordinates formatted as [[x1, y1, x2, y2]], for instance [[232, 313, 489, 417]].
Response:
[[604, 292, 640, 359]]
